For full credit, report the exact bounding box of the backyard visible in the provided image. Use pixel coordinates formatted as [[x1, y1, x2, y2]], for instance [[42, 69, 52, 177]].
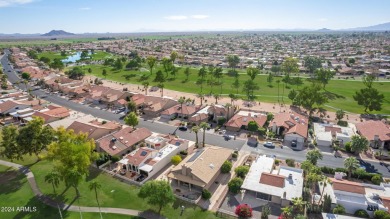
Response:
[[0, 155, 219, 219]]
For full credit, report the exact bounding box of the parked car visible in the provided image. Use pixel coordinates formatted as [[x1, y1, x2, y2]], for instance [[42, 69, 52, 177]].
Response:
[[136, 175, 145, 182], [178, 126, 188, 131], [263, 142, 275, 148], [223, 134, 231, 140], [291, 140, 297, 147]]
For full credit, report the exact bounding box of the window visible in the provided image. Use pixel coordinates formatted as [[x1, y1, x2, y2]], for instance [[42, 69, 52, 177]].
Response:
[[256, 192, 271, 201]]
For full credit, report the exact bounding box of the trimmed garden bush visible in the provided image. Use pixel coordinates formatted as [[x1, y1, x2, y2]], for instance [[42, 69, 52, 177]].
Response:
[[374, 210, 390, 219], [354, 209, 369, 218], [221, 160, 232, 173], [371, 174, 383, 185], [228, 177, 243, 194], [235, 204, 253, 218], [171, 155, 182, 165], [235, 166, 250, 178], [110, 155, 120, 163], [202, 189, 212, 200], [285, 159, 295, 167], [333, 204, 346, 215]]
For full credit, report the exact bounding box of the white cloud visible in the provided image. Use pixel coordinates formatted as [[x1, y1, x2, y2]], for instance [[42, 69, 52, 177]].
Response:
[[319, 18, 328, 22], [164, 15, 188, 20], [191, 15, 209, 19], [79, 7, 91, 10], [0, 0, 35, 7]]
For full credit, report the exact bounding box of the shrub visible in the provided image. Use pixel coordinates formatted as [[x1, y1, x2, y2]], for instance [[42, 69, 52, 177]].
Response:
[[221, 160, 232, 173], [323, 194, 332, 213], [333, 204, 346, 215], [110, 155, 120, 163], [235, 166, 250, 178], [286, 159, 295, 167], [179, 150, 188, 156], [321, 166, 335, 174], [374, 210, 390, 219], [171, 155, 182, 165], [337, 120, 348, 127], [335, 167, 347, 173], [218, 117, 226, 126], [201, 189, 212, 200], [345, 142, 352, 153], [371, 174, 382, 185], [235, 204, 253, 218], [274, 159, 280, 165], [258, 127, 267, 136], [232, 153, 238, 159], [354, 209, 369, 218], [228, 177, 243, 194]]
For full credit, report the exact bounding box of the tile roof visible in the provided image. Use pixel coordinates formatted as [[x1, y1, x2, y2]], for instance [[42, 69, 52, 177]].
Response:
[[0, 100, 19, 112], [161, 104, 202, 116], [331, 178, 366, 194], [356, 120, 390, 141], [189, 113, 208, 122], [270, 112, 308, 138], [259, 172, 285, 188], [126, 147, 154, 166], [225, 112, 267, 128]]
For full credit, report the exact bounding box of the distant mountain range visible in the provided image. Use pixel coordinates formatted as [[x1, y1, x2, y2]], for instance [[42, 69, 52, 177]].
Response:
[[41, 30, 75, 36], [1, 22, 390, 37]]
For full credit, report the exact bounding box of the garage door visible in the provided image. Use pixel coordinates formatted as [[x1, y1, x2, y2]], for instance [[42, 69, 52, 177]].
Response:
[[285, 135, 304, 142]]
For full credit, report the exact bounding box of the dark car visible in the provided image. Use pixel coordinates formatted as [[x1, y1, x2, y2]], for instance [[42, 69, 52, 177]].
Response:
[[136, 175, 145, 182], [178, 126, 188, 131], [291, 140, 297, 147]]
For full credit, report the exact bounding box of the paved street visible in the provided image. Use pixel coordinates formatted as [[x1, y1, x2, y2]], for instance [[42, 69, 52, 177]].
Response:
[[2, 49, 390, 177]]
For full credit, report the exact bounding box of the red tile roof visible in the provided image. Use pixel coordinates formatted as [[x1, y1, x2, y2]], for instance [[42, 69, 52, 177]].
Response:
[[356, 120, 390, 141], [225, 112, 267, 128], [161, 104, 202, 116], [126, 147, 154, 166], [0, 100, 19, 112], [331, 178, 366, 194], [260, 172, 285, 188], [270, 112, 308, 139], [380, 197, 390, 213]]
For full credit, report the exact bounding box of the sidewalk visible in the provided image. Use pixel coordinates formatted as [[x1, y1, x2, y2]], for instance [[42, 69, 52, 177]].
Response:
[[0, 159, 163, 219]]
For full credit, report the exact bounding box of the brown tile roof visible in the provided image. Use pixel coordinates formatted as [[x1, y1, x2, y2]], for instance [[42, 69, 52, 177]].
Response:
[[0, 100, 19, 112], [356, 120, 390, 141], [189, 113, 208, 122], [131, 94, 145, 106], [260, 172, 285, 188], [324, 126, 342, 136], [270, 112, 308, 139], [380, 197, 390, 213], [126, 147, 154, 166], [161, 104, 202, 116], [225, 112, 267, 128], [331, 178, 366, 194]]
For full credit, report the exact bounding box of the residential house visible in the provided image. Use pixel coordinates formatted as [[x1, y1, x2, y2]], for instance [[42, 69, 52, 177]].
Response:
[[225, 110, 267, 132], [160, 104, 203, 120], [241, 155, 304, 207], [356, 120, 390, 149], [67, 119, 122, 140], [168, 146, 232, 191], [0, 100, 31, 115], [96, 127, 152, 157], [142, 96, 178, 117], [313, 123, 357, 147], [269, 112, 309, 149], [27, 105, 70, 123], [320, 176, 390, 217]]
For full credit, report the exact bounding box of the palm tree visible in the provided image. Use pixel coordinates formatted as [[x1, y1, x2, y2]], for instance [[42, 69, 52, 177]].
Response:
[[213, 93, 220, 104], [158, 83, 165, 97], [197, 93, 205, 105], [89, 181, 103, 219], [228, 93, 238, 106], [306, 149, 323, 165], [319, 176, 331, 205], [199, 122, 210, 148], [225, 103, 232, 121], [281, 206, 293, 219], [292, 197, 307, 214], [276, 80, 281, 103], [142, 81, 149, 95], [45, 171, 63, 219], [192, 126, 200, 148], [198, 66, 207, 92], [178, 97, 185, 120], [344, 157, 360, 179]]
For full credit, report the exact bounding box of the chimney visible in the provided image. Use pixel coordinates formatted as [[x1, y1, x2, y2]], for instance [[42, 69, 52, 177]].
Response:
[[182, 165, 187, 175]]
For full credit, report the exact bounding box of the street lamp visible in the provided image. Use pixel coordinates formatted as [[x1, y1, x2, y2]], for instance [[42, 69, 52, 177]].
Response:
[[180, 205, 185, 216]]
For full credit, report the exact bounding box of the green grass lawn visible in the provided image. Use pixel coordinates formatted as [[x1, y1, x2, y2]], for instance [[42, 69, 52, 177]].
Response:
[[0, 165, 142, 219], [82, 63, 390, 114], [0, 157, 218, 219]]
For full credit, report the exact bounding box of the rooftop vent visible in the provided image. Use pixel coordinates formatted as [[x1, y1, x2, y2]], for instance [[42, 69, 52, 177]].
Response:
[[119, 136, 124, 140], [111, 138, 117, 142], [209, 163, 214, 169], [125, 141, 128, 144], [112, 146, 117, 150]]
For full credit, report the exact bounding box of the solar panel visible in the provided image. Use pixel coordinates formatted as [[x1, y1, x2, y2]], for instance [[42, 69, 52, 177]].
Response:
[[140, 151, 147, 156]]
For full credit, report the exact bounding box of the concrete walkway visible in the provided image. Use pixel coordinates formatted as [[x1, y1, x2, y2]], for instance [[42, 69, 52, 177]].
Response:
[[0, 159, 163, 219]]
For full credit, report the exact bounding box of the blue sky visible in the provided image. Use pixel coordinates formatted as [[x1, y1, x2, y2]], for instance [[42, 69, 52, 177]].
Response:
[[0, 0, 389, 33]]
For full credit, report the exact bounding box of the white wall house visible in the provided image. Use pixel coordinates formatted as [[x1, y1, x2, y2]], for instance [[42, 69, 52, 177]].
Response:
[[313, 123, 357, 147]]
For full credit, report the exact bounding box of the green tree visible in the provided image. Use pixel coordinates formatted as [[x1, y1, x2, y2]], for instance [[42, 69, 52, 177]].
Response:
[[171, 155, 182, 165], [170, 51, 178, 64], [304, 56, 322, 73], [353, 87, 384, 112], [267, 72, 274, 85], [138, 180, 175, 214], [199, 122, 210, 147], [314, 68, 335, 89], [246, 66, 259, 80], [89, 181, 103, 219], [242, 79, 259, 101], [154, 70, 165, 83], [323, 194, 332, 213], [102, 69, 107, 78], [114, 58, 123, 70], [344, 157, 360, 179], [39, 56, 51, 64], [50, 58, 65, 70], [227, 55, 240, 74], [178, 97, 186, 119], [197, 93, 205, 106], [124, 112, 139, 129], [362, 74, 376, 88], [202, 189, 212, 200], [162, 57, 173, 78], [292, 197, 306, 214], [88, 68, 92, 73], [17, 117, 54, 159], [80, 50, 89, 59], [231, 77, 240, 94], [228, 177, 243, 194], [146, 56, 157, 75], [228, 93, 238, 105], [336, 109, 345, 121], [261, 205, 271, 219], [350, 135, 369, 155], [306, 149, 323, 165], [191, 125, 200, 148], [184, 67, 191, 81], [213, 93, 220, 104], [288, 89, 298, 105], [127, 100, 137, 114], [235, 166, 250, 178], [221, 160, 232, 173], [281, 57, 299, 76], [270, 65, 280, 75], [21, 72, 31, 80], [47, 127, 98, 196], [296, 83, 328, 116], [66, 66, 85, 80], [198, 66, 207, 92], [247, 121, 259, 134], [0, 124, 22, 161], [158, 83, 165, 97], [44, 171, 63, 219]]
